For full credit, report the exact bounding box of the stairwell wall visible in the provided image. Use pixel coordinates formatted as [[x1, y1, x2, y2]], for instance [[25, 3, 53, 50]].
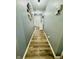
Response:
[[16, 0, 34, 58], [44, 0, 63, 56]]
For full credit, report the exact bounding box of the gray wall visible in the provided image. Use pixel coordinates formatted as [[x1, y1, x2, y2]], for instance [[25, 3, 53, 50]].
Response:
[[44, 0, 63, 56], [16, 0, 34, 58]]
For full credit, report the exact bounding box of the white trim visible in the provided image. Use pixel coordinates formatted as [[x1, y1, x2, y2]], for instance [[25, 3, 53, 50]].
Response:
[[22, 30, 35, 59], [23, 30, 61, 59], [43, 31, 61, 59]]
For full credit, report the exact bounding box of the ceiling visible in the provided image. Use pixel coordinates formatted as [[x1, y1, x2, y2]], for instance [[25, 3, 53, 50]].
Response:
[[30, 0, 49, 11], [29, 0, 63, 13]]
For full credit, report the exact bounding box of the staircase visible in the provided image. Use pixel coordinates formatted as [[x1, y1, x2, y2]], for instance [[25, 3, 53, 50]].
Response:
[[23, 29, 54, 59]]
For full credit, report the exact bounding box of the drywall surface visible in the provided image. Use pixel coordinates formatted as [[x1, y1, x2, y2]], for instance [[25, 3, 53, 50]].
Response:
[[44, 0, 63, 56], [16, 0, 34, 58]]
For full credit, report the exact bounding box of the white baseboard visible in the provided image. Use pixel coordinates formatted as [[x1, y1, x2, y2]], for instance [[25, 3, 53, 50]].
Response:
[[22, 30, 35, 59], [23, 30, 61, 59], [43, 31, 61, 59]]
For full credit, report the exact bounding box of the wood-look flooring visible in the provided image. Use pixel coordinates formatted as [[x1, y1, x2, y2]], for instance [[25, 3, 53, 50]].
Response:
[[24, 29, 54, 59]]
